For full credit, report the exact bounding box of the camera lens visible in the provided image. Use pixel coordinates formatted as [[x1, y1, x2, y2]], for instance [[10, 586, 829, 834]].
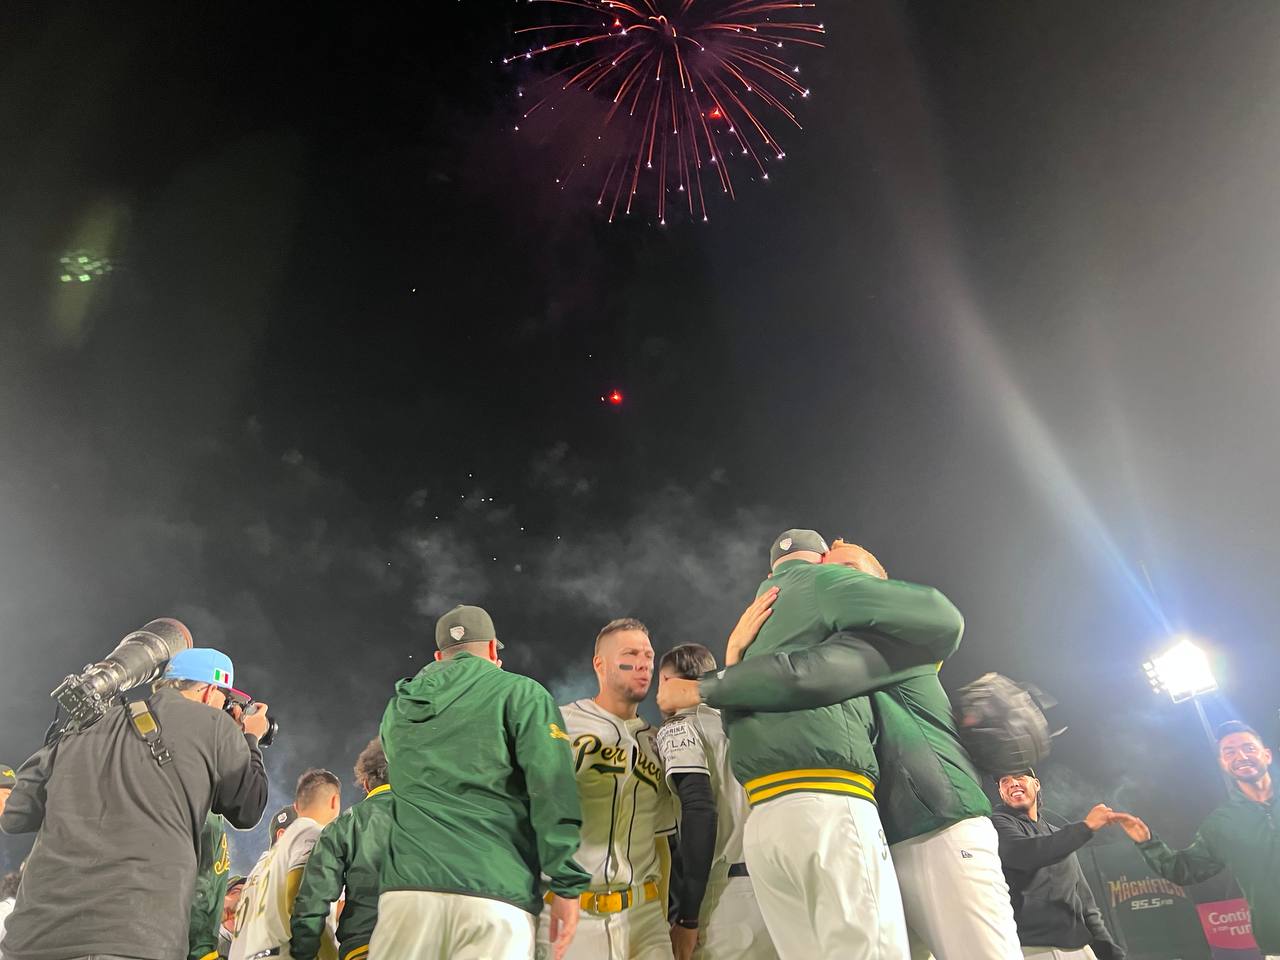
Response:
[[260, 715, 279, 748]]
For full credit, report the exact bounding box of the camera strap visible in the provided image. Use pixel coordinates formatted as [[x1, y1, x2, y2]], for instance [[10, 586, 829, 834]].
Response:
[[122, 686, 174, 768]]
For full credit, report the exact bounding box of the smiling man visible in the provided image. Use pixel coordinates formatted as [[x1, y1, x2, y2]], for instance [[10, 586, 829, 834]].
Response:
[[991, 771, 1125, 960], [1112, 721, 1279, 959], [538, 618, 676, 960]]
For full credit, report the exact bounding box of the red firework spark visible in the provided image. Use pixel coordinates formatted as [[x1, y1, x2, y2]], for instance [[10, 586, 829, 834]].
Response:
[[506, 1, 825, 224]]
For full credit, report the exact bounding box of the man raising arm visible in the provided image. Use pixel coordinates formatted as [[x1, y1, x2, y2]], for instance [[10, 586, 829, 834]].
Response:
[[1112, 721, 1279, 958]]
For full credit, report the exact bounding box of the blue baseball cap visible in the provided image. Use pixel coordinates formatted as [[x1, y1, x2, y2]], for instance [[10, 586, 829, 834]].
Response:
[[165, 648, 235, 689]]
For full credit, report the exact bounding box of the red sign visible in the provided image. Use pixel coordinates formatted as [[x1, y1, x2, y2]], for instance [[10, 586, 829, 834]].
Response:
[[1197, 900, 1259, 951]]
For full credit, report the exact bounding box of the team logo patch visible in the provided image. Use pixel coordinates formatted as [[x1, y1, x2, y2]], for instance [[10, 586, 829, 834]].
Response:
[[779, 536, 793, 551], [450, 625, 466, 640], [549, 723, 570, 742], [214, 834, 231, 875]]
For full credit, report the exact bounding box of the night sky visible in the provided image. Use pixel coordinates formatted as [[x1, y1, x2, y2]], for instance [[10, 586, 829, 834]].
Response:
[[2, 1, 1279, 872]]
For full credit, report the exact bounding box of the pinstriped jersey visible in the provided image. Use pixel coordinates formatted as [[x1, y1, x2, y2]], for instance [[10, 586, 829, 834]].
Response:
[[655, 705, 748, 867], [560, 699, 676, 892]]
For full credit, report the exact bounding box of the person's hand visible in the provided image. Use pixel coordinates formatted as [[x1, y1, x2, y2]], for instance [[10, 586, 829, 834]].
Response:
[[547, 894, 580, 960], [1083, 803, 1114, 831], [240, 702, 271, 740], [670, 923, 699, 960], [657, 678, 702, 716], [1109, 812, 1152, 843], [725, 587, 778, 666]]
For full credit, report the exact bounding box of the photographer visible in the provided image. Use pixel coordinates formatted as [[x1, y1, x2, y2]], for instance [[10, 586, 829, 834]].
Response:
[[0, 648, 270, 960]]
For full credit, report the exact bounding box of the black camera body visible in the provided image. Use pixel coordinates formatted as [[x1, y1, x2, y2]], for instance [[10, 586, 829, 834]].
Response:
[[222, 689, 279, 748]]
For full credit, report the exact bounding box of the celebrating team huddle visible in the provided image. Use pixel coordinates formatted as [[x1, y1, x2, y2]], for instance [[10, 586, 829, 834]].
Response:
[[21, 525, 1272, 960], [359, 528, 1027, 960]]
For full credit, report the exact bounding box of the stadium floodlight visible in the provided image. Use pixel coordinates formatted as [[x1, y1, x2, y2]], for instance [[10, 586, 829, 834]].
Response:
[[1142, 636, 1218, 704]]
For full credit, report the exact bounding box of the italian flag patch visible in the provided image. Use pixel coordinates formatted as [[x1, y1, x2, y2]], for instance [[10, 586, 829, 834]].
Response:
[[213, 668, 230, 684]]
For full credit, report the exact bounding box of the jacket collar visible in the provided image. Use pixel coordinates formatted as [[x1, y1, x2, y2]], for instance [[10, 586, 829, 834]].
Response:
[[994, 802, 1038, 823]]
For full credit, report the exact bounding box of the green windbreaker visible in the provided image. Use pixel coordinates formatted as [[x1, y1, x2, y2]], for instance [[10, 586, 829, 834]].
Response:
[[872, 669, 990, 845], [188, 813, 229, 960], [290, 784, 392, 960], [378, 653, 590, 914], [1138, 782, 1279, 953], [700, 560, 964, 808]]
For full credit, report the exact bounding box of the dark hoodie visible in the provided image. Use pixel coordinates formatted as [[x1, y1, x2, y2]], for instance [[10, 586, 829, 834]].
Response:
[[991, 803, 1124, 960], [378, 653, 590, 914]]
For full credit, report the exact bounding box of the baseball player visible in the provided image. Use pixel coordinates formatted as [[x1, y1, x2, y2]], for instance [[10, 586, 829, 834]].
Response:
[[992, 769, 1126, 960], [291, 738, 393, 960], [374, 605, 590, 960], [218, 876, 247, 959], [655, 643, 777, 960], [1111, 721, 1279, 958], [824, 541, 1023, 960], [190, 812, 232, 960], [537, 618, 677, 960], [230, 768, 342, 960], [658, 529, 966, 960]]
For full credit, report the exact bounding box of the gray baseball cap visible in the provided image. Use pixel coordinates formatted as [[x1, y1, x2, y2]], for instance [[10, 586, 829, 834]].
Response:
[[435, 604, 504, 651], [770, 529, 829, 566], [269, 805, 298, 846]]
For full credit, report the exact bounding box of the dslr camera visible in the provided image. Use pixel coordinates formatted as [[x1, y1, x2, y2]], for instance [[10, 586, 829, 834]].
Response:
[[223, 689, 279, 748]]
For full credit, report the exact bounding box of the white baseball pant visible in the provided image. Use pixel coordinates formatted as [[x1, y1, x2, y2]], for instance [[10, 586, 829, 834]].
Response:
[[693, 871, 778, 960], [369, 889, 535, 960], [744, 792, 909, 960], [891, 817, 1023, 960], [1021, 947, 1098, 960], [536, 895, 673, 960]]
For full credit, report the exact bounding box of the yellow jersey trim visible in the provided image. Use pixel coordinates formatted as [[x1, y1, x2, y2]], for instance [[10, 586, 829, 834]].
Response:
[[747, 779, 876, 805], [366, 784, 391, 798], [743, 767, 875, 793]]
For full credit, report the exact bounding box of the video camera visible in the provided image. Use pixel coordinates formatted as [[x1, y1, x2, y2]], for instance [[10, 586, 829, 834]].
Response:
[[223, 688, 279, 748]]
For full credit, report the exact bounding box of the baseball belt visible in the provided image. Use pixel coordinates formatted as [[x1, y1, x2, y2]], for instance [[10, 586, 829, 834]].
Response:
[[545, 880, 660, 915]]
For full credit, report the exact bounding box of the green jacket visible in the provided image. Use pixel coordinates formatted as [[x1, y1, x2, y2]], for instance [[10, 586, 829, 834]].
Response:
[[872, 669, 990, 845], [188, 813, 230, 960], [1138, 782, 1279, 953], [378, 654, 591, 914], [290, 784, 392, 960], [701, 561, 964, 808]]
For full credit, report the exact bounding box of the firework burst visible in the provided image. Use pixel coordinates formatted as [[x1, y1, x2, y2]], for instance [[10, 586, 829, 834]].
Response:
[[506, 1, 825, 224]]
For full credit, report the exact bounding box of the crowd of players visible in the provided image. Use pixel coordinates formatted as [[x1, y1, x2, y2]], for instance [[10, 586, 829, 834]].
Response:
[[0, 529, 1275, 960]]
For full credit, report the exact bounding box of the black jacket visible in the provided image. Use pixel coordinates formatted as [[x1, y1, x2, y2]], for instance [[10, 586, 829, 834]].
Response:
[[991, 804, 1124, 959], [0, 687, 268, 960]]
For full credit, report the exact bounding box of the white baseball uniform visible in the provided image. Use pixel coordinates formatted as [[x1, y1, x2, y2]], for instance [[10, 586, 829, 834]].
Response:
[[536, 698, 677, 960], [655, 705, 777, 960], [891, 817, 1022, 960], [230, 817, 337, 960], [372, 889, 536, 960], [744, 791, 909, 960], [1021, 947, 1098, 960]]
